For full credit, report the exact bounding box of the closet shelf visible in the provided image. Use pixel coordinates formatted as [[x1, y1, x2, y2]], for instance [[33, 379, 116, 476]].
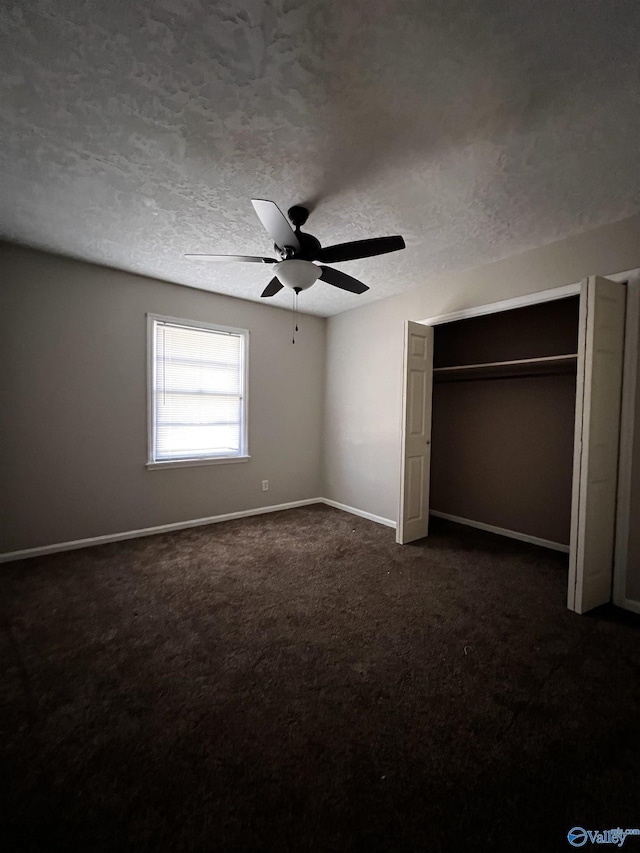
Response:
[[433, 353, 578, 382]]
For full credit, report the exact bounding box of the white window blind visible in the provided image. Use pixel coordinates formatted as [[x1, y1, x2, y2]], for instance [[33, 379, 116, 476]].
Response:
[[149, 317, 248, 464]]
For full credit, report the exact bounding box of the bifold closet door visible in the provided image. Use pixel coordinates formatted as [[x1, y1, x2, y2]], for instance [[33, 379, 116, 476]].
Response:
[[568, 276, 626, 614], [397, 321, 433, 544]]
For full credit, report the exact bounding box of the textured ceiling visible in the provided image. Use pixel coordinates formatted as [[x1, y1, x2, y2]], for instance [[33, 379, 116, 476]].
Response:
[[1, 0, 639, 316]]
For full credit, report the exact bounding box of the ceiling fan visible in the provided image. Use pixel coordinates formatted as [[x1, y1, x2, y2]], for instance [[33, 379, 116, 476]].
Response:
[[185, 199, 406, 298]]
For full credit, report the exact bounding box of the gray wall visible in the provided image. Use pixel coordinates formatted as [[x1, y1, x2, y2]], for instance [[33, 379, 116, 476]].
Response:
[[323, 213, 640, 600], [431, 375, 577, 545], [0, 243, 326, 553]]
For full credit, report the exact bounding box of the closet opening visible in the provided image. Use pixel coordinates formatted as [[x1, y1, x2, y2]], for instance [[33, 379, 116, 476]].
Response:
[[429, 296, 580, 554]]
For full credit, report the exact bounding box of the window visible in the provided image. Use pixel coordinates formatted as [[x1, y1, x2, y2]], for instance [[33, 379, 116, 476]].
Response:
[[147, 315, 249, 467]]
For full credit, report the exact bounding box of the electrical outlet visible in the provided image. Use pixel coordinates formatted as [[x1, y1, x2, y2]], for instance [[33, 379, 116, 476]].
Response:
[[262, 480, 269, 491]]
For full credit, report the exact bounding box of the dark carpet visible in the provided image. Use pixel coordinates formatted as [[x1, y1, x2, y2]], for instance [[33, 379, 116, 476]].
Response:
[[2, 505, 640, 852]]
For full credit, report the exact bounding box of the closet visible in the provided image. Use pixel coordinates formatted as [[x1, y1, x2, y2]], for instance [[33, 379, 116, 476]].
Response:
[[430, 296, 579, 550], [397, 276, 626, 614]]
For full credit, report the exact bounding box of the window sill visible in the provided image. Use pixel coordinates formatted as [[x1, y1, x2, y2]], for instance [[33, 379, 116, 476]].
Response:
[[146, 456, 251, 470]]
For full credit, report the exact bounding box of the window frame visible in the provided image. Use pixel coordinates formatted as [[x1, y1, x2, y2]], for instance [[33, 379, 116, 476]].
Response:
[[146, 313, 250, 469]]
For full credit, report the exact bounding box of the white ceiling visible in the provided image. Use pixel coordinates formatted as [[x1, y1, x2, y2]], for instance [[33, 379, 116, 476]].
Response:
[[1, 0, 639, 316]]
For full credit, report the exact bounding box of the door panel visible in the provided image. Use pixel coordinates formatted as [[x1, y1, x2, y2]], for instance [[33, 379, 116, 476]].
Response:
[[397, 322, 433, 544], [568, 276, 626, 613], [407, 455, 425, 521]]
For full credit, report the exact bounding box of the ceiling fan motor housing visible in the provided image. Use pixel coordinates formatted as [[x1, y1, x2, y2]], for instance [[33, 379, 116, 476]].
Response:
[[271, 205, 321, 261], [276, 231, 322, 262], [279, 231, 320, 259]]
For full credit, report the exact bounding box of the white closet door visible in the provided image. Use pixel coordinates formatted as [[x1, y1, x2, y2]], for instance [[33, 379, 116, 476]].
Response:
[[568, 276, 626, 613], [397, 321, 433, 544]]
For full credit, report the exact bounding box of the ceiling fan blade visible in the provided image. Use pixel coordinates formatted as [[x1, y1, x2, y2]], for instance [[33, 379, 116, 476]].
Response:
[[317, 236, 405, 264], [185, 254, 275, 263], [260, 277, 284, 298], [251, 199, 301, 253], [319, 266, 369, 294]]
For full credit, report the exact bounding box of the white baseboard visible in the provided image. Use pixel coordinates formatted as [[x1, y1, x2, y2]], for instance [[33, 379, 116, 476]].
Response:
[[0, 498, 324, 564], [0, 500, 581, 565], [321, 499, 397, 529], [5, 498, 638, 617], [429, 510, 570, 553]]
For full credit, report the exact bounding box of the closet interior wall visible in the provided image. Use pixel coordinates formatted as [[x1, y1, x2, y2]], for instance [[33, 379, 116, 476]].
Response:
[[429, 297, 580, 547]]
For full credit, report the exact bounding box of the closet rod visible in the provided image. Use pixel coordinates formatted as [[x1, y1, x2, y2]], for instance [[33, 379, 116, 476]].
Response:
[[433, 353, 578, 373]]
